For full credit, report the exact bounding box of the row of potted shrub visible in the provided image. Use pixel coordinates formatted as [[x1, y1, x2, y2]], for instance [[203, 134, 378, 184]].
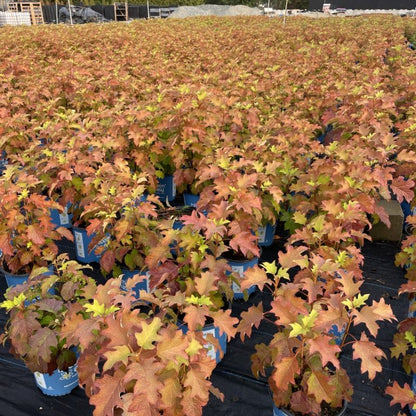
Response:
[[0, 14, 416, 416]]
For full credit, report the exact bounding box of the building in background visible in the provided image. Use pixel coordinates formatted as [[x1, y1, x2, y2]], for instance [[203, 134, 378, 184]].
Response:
[[309, 0, 416, 9]]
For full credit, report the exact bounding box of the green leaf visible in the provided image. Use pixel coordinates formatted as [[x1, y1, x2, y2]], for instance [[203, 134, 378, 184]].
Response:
[[103, 345, 131, 372], [262, 261, 277, 275], [135, 318, 163, 350], [185, 294, 213, 306], [84, 300, 119, 317], [0, 293, 26, 311], [185, 338, 203, 357]]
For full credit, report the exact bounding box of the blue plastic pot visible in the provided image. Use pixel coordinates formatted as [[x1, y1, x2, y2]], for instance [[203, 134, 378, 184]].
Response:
[[273, 400, 347, 415], [225, 256, 259, 299], [258, 222, 276, 247], [73, 227, 109, 263], [2, 270, 30, 288], [2, 264, 54, 288], [183, 192, 200, 207], [273, 406, 292, 416], [33, 362, 78, 396], [156, 175, 176, 202], [329, 324, 346, 345], [120, 269, 150, 298], [50, 203, 72, 229], [180, 322, 227, 364], [409, 299, 416, 318]]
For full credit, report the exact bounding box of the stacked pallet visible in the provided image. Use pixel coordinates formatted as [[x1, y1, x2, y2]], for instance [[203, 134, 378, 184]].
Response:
[[0, 11, 31, 25]]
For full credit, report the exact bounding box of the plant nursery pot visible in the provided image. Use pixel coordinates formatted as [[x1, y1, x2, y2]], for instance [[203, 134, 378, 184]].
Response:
[[258, 222, 277, 247], [73, 227, 109, 264], [50, 203, 72, 229], [119, 269, 150, 298], [328, 323, 346, 346], [273, 400, 348, 416], [183, 192, 200, 208], [34, 362, 79, 396], [156, 175, 176, 202], [224, 255, 259, 300], [180, 322, 227, 364], [2, 264, 54, 288], [2, 269, 29, 288]]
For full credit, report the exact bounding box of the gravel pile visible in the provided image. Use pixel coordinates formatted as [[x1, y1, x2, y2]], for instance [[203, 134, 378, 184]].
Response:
[[169, 4, 262, 18], [169, 5, 416, 19]]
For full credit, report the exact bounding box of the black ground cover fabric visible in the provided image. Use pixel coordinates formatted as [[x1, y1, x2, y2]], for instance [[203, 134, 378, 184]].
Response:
[[0, 239, 412, 415]]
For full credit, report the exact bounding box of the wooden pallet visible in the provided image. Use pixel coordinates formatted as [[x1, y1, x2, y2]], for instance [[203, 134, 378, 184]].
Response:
[[8, 2, 44, 25], [114, 2, 128, 22]]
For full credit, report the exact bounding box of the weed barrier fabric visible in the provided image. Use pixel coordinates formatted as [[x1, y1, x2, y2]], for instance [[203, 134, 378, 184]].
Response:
[[0, 240, 412, 415]]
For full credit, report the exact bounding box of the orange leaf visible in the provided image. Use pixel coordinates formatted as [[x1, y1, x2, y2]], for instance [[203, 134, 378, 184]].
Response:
[[307, 370, 335, 404], [308, 335, 341, 369], [386, 381, 416, 409], [237, 303, 264, 341], [55, 226, 74, 241], [229, 231, 260, 258], [27, 224, 45, 245], [390, 177, 415, 204], [352, 332, 386, 380], [270, 356, 300, 391], [212, 309, 239, 341], [278, 245, 309, 269], [353, 298, 396, 338], [241, 265, 270, 291], [90, 370, 125, 416], [195, 272, 219, 297], [124, 360, 164, 405]]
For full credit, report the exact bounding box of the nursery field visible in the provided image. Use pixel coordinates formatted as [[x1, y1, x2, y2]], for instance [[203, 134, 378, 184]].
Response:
[[1, 15, 416, 416]]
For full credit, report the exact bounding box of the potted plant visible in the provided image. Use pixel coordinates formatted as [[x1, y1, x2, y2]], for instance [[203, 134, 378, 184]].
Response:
[[0, 254, 97, 396], [0, 164, 73, 285], [61, 275, 234, 415], [237, 237, 396, 416], [385, 220, 416, 415]]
